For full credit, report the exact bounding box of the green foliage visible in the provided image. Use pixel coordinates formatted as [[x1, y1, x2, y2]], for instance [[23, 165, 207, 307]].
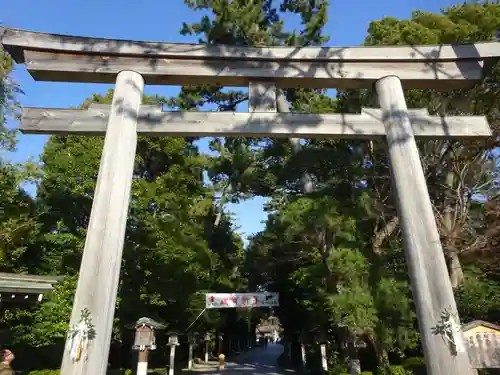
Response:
[[28, 370, 60, 375], [27, 369, 135, 375], [7, 276, 75, 346], [0, 50, 19, 151], [456, 268, 500, 322], [0, 88, 248, 369], [401, 357, 425, 369], [0, 161, 40, 272], [246, 1, 500, 373], [149, 369, 170, 375], [389, 366, 412, 375], [401, 357, 426, 375], [326, 248, 377, 331], [375, 365, 415, 375]]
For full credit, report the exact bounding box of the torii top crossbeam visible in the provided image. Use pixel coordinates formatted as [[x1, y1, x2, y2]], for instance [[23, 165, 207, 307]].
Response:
[[1, 27, 499, 89]]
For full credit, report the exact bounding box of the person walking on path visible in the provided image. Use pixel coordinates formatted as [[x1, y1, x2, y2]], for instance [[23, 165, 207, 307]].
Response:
[[0, 349, 15, 375], [218, 353, 226, 370]]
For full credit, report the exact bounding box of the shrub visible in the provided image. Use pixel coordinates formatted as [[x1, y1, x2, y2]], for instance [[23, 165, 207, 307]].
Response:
[[390, 365, 412, 375], [28, 371, 60, 375], [150, 368, 168, 375], [402, 357, 425, 367], [107, 370, 130, 375], [402, 357, 426, 375], [28, 369, 134, 375]]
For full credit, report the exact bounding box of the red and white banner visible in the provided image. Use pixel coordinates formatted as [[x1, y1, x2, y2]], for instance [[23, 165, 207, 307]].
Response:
[[205, 293, 279, 309]]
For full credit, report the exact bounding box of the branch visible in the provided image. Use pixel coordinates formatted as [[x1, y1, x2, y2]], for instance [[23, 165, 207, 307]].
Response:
[[372, 216, 399, 255], [276, 89, 314, 194], [217, 95, 249, 111]]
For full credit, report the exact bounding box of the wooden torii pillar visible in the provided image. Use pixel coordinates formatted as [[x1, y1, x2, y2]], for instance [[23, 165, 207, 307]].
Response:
[[2, 27, 497, 375]]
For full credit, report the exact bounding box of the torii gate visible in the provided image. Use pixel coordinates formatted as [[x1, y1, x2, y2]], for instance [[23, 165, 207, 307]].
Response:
[[1, 27, 497, 375]]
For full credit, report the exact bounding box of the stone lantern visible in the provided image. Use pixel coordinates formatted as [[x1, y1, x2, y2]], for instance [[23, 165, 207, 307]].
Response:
[[314, 330, 328, 373], [168, 332, 179, 347], [204, 332, 211, 364], [299, 330, 309, 369], [218, 333, 224, 354], [167, 332, 180, 375], [187, 332, 198, 370]]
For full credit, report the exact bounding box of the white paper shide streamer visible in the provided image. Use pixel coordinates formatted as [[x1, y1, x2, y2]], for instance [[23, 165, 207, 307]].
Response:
[[66, 308, 96, 362], [449, 314, 466, 354], [431, 308, 466, 354]]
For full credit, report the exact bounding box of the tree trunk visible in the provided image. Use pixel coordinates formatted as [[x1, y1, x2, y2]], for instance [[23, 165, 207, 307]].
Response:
[[376, 347, 390, 374], [276, 89, 314, 194], [373, 216, 399, 254], [319, 228, 337, 293], [442, 169, 465, 288], [348, 346, 361, 375], [370, 335, 390, 373], [347, 333, 361, 375], [447, 251, 465, 289]]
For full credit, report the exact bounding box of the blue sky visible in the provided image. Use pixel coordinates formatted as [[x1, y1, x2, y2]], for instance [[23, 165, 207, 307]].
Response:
[[3, 0, 460, 243]]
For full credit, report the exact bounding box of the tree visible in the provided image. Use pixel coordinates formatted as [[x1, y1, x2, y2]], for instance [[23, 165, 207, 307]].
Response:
[[183, 1, 500, 373], [177, 0, 417, 373], [0, 48, 18, 151], [0, 48, 41, 274], [338, 2, 500, 288], [2, 1, 500, 374], [1, 89, 246, 371]]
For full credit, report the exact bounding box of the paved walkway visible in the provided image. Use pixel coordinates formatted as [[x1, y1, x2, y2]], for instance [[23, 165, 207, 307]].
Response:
[[187, 344, 294, 375]]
